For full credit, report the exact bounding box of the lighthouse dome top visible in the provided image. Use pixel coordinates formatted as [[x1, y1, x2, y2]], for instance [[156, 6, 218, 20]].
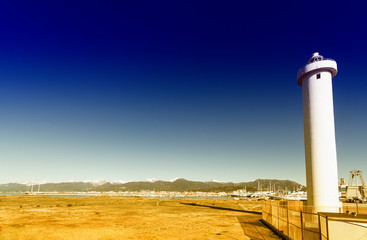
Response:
[[297, 52, 337, 85], [308, 52, 324, 63]]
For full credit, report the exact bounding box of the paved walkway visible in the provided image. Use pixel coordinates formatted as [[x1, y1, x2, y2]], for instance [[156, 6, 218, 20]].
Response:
[[237, 214, 282, 240], [236, 203, 282, 240]]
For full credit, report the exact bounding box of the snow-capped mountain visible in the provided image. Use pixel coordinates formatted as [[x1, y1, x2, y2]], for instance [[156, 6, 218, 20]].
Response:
[[144, 178, 159, 183], [0, 178, 305, 192], [19, 180, 50, 186], [169, 177, 181, 182], [83, 179, 109, 186], [207, 179, 228, 183]]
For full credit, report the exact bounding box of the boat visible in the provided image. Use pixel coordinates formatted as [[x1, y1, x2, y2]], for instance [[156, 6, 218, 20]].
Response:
[[25, 182, 44, 195]]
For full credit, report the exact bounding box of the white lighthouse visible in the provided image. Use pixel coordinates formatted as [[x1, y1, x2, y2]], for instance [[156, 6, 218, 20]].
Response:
[[297, 52, 340, 212]]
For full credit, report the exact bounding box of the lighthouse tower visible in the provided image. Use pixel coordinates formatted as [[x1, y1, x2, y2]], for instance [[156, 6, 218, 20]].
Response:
[[297, 52, 340, 212]]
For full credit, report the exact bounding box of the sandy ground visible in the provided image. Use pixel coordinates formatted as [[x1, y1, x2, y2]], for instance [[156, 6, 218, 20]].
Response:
[[0, 196, 280, 240]]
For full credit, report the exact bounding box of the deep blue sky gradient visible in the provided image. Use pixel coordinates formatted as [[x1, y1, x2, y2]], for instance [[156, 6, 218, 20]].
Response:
[[1, 1, 367, 184]]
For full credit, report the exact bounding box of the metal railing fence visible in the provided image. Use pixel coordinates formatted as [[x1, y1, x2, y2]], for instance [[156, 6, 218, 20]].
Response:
[[319, 213, 367, 240], [262, 201, 367, 240], [262, 201, 318, 239]]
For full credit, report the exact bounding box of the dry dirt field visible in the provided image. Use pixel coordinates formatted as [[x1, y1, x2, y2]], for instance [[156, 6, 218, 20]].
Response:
[[0, 196, 278, 240]]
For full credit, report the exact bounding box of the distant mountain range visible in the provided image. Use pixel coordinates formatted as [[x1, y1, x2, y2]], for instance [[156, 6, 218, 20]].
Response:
[[0, 178, 305, 193]]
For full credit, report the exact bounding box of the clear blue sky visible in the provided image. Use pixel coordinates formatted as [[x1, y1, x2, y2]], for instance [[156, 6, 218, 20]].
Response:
[[0, 1, 366, 184]]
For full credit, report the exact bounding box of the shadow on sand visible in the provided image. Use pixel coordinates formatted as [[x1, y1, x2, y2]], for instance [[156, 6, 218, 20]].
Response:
[[180, 202, 281, 239], [180, 202, 262, 215]]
